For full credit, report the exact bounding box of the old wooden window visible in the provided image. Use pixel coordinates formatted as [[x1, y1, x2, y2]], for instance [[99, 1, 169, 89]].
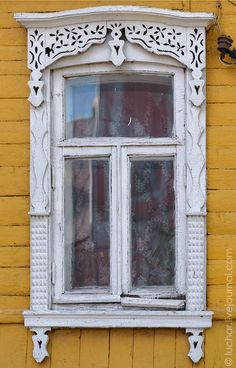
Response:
[[52, 65, 186, 306], [15, 6, 214, 364]]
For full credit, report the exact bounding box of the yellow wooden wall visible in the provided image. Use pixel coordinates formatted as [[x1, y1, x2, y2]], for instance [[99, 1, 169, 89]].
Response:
[[0, 0, 236, 367]]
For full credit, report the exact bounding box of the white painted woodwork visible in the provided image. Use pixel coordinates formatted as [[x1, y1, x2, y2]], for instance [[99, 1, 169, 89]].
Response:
[[120, 297, 185, 309], [31, 328, 51, 363], [186, 328, 204, 363], [14, 5, 214, 364]]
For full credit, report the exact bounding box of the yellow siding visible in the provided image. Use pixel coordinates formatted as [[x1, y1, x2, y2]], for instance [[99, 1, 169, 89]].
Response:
[[0, 0, 235, 366]]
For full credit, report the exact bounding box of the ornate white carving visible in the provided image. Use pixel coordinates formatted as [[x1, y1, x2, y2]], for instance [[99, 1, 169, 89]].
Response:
[[186, 104, 205, 212], [14, 6, 214, 364], [108, 23, 126, 66], [125, 22, 186, 64], [26, 21, 207, 109], [28, 30, 45, 107], [30, 106, 49, 213], [187, 28, 206, 107], [186, 328, 204, 363], [186, 215, 205, 311], [31, 216, 49, 310], [31, 328, 51, 363]]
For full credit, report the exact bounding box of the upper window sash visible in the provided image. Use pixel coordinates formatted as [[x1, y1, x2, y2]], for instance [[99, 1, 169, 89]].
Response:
[[52, 62, 185, 146]]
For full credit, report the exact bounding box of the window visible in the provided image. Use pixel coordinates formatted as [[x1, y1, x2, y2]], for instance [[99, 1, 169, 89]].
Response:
[[52, 64, 186, 307], [15, 6, 214, 364]]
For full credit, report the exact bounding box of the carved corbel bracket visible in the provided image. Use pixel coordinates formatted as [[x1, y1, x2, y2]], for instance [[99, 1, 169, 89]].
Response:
[[31, 328, 51, 363], [186, 328, 204, 363]]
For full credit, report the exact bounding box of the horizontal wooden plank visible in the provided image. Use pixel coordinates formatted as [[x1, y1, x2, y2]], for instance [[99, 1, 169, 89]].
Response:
[[0, 268, 29, 295], [0, 197, 29, 225], [208, 285, 236, 319], [0, 121, 29, 143], [192, 0, 236, 14], [0, 325, 28, 368], [207, 68, 236, 86], [208, 190, 236, 212], [0, 99, 28, 121], [0, 61, 28, 75], [208, 235, 236, 260], [207, 126, 236, 147], [0, 225, 29, 246], [208, 169, 236, 190], [0, 46, 26, 61], [0, 247, 29, 267], [0, 144, 29, 167], [208, 260, 236, 285], [0, 1, 188, 13], [0, 13, 21, 29], [208, 213, 236, 235], [207, 86, 236, 103], [207, 148, 236, 169], [0, 167, 29, 195], [0, 29, 26, 46], [0, 295, 29, 309], [0, 76, 28, 98], [207, 103, 236, 126], [0, 309, 24, 323]]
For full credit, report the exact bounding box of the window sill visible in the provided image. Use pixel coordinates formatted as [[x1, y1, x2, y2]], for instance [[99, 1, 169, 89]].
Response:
[[24, 309, 213, 328]]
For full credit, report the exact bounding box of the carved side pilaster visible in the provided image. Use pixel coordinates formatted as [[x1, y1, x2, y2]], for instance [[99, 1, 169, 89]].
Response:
[[31, 328, 51, 363], [186, 328, 204, 363], [186, 215, 205, 311], [187, 28, 206, 107], [30, 105, 49, 213], [28, 30, 45, 107], [31, 216, 49, 310]]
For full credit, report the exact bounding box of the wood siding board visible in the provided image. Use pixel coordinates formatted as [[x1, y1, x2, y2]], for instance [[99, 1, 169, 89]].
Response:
[[133, 329, 154, 368], [51, 329, 80, 368], [79, 329, 110, 368], [109, 329, 133, 368], [154, 329, 175, 368]]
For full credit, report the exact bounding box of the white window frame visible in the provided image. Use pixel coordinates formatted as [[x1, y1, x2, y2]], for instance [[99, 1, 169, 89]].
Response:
[[52, 62, 186, 305], [15, 6, 215, 365]]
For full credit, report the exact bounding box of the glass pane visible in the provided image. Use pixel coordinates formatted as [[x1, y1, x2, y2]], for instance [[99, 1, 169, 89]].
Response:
[[131, 159, 175, 288], [64, 158, 110, 291], [65, 74, 173, 138]]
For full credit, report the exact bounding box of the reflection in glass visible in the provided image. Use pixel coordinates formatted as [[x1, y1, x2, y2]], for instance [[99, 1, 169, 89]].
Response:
[[65, 74, 173, 138], [64, 159, 110, 291], [131, 159, 175, 287]]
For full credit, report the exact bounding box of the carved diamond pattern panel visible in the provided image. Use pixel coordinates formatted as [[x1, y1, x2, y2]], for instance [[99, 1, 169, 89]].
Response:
[[187, 215, 205, 311], [31, 216, 48, 310]]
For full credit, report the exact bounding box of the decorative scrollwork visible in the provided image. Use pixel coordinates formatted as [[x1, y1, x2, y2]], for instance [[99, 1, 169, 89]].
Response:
[[27, 22, 207, 108], [125, 22, 186, 64], [31, 328, 51, 363], [186, 328, 204, 363]]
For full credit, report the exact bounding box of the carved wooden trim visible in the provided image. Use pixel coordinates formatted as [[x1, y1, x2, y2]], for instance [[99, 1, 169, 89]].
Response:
[[25, 22, 208, 108], [14, 6, 214, 364], [31, 328, 51, 363], [30, 106, 49, 213], [31, 216, 49, 310], [186, 215, 205, 311], [186, 328, 204, 363]]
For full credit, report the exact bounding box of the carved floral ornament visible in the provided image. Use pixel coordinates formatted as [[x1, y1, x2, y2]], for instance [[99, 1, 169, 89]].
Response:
[[15, 6, 215, 365]]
